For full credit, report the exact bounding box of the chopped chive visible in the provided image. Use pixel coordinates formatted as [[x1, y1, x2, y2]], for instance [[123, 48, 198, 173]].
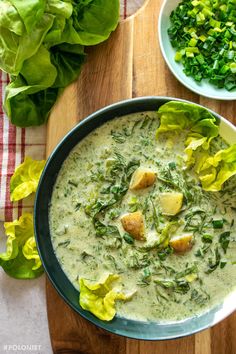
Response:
[[68, 180, 78, 187], [123, 233, 134, 245], [58, 240, 70, 247], [219, 231, 230, 254], [220, 260, 227, 269]]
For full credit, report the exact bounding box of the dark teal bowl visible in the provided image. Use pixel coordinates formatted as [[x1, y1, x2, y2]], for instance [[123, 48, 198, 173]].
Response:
[[34, 96, 236, 340]]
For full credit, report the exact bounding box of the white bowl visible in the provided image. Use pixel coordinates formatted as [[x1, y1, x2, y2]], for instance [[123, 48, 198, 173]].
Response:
[[158, 0, 236, 100]]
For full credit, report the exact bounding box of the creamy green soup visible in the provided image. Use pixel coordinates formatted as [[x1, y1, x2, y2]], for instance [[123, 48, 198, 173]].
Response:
[[50, 111, 236, 322]]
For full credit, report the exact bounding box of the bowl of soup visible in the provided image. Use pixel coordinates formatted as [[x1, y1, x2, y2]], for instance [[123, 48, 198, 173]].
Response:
[[34, 97, 236, 340]]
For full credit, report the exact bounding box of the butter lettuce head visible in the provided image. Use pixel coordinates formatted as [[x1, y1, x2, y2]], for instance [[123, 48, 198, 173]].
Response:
[[199, 144, 236, 191], [0, 213, 43, 279], [1, 0, 119, 126], [79, 274, 134, 321], [10, 156, 46, 201]]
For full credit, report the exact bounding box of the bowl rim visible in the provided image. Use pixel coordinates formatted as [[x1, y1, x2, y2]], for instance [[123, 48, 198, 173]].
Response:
[[34, 96, 236, 340], [158, 0, 236, 101]]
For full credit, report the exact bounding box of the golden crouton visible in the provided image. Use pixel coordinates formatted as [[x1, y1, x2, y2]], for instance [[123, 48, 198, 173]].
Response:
[[129, 168, 156, 190], [169, 234, 193, 253], [159, 192, 183, 216], [120, 211, 145, 241]]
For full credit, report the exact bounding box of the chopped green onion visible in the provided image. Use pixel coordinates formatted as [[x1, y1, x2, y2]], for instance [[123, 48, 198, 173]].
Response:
[[175, 51, 183, 62], [168, 161, 176, 170], [212, 219, 224, 229], [202, 234, 213, 243], [189, 38, 198, 46], [123, 233, 134, 245], [168, 0, 236, 91], [230, 62, 236, 73]]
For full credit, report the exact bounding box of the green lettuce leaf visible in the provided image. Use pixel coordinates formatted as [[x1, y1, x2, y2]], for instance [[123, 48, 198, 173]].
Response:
[[0, 0, 24, 36], [4, 44, 60, 126], [44, 15, 67, 46], [157, 101, 218, 134], [71, 0, 120, 45], [199, 144, 236, 191], [51, 43, 85, 88], [5, 43, 85, 126], [5, 75, 59, 126], [79, 274, 134, 321], [9, 0, 46, 33], [0, 213, 43, 279], [43, 1, 74, 47], [45, 0, 73, 18], [10, 156, 45, 201], [0, 12, 54, 75], [156, 101, 219, 166]]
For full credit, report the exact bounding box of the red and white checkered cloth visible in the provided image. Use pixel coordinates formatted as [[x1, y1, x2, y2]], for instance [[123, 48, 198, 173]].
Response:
[[0, 71, 46, 221], [0, 1, 144, 222]]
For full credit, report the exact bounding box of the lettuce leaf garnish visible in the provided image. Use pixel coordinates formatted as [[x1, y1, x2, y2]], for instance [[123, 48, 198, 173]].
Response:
[[156, 101, 219, 166], [198, 144, 236, 191], [157, 101, 219, 135], [156, 101, 236, 191], [79, 274, 134, 321], [0, 213, 43, 279], [10, 156, 45, 202]]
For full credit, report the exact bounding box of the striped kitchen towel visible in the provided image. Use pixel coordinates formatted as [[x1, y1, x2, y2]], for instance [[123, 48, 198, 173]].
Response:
[[0, 0, 145, 222], [0, 71, 46, 221]]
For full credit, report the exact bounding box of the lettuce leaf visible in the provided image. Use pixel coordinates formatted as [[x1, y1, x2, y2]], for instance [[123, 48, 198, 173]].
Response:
[[5, 43, 85, 126], [79, 274, 134, 321], [0, 1, 25, 36], [156, 101, 236, 191], [156, 101, 219, 166], [22, 236, 42, 270], [5, 75, 60, 127], [199, 144, 236, 191], [10, 156, 45, 201], [45, 0, 72, 18], [71, 0, 120, 45], [1, 12, 54, 76], [0, 213, 43, 279], [157, 101, 219, 134], [1, 0, 119, 126], [4, 44, 59, 126], [9, 0, 47, 33], [184, 134, 209, 166], [50, 43, 85, 88]]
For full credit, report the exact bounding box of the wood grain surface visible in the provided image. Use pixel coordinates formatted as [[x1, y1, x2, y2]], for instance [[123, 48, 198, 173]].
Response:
[[46, 0, 236, 353]]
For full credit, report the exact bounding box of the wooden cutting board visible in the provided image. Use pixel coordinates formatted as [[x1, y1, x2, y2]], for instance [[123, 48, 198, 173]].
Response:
[[46, 0, 236, 353]]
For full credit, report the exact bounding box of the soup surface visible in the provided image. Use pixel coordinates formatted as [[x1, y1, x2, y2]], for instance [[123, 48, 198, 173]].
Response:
[[50, 111, 236, 322]]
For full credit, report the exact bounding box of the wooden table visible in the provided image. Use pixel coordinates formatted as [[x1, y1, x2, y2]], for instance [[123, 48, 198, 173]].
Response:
[[46, 0, 236, 352]]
